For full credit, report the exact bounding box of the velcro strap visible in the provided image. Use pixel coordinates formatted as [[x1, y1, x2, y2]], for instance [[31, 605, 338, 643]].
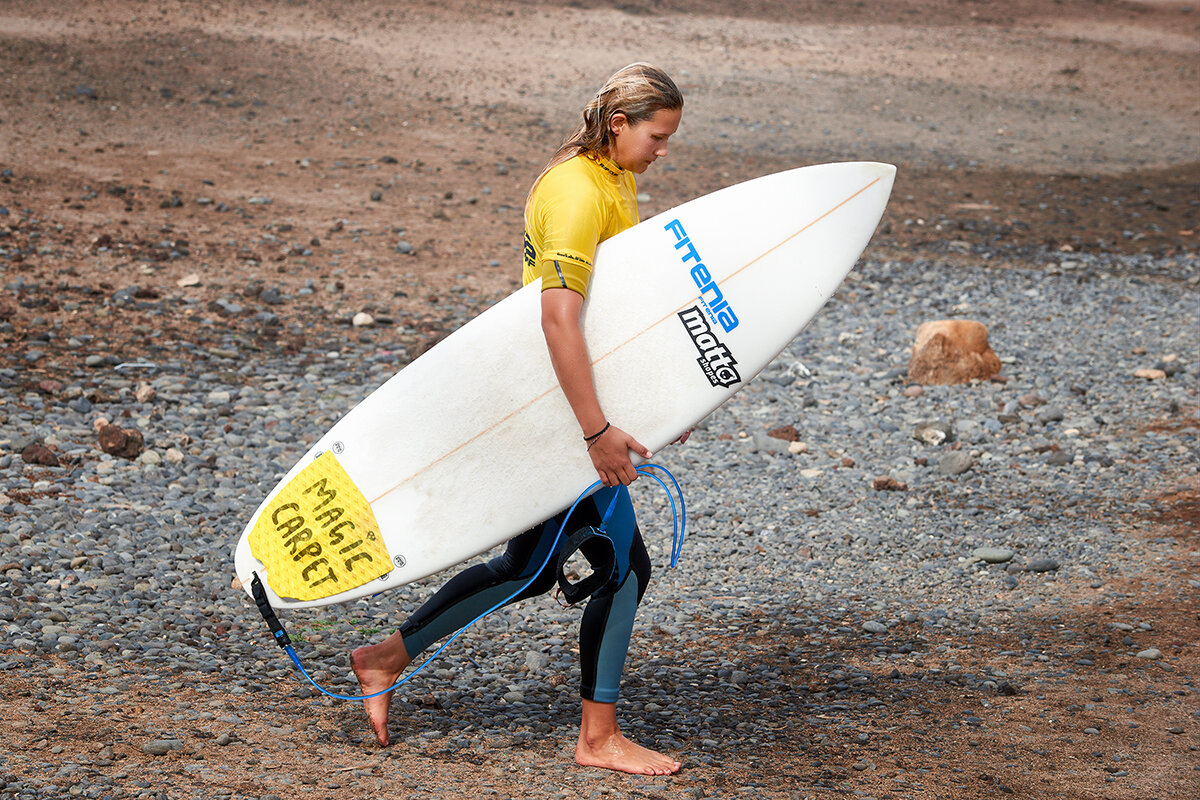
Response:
[[555, 527, 617, 605]]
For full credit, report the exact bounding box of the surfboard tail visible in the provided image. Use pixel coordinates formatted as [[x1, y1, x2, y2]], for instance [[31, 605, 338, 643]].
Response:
[[240, 451, 393, 606]]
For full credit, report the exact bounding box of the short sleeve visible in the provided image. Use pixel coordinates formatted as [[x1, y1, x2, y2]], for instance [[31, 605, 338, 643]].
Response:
[[533, 169, 606, 297]]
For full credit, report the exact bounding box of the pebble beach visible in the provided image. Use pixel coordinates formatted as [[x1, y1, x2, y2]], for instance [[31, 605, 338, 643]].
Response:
[[2, 1, 1199, 797], [1, 246, 1197, 798]]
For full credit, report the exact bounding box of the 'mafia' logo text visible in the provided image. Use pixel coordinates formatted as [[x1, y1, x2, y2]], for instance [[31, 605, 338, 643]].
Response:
[[664, 219, 739, 332]]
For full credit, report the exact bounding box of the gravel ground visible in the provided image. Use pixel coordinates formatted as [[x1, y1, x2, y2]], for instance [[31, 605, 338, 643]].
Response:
[[0, 247, 1196, 799], [2, 1, 1199, 797]]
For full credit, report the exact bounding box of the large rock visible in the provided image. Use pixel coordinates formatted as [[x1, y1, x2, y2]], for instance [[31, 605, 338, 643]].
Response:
[[907, 320, 1001, 385]]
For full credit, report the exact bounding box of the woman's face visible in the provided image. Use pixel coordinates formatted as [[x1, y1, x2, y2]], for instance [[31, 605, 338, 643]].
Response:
[[609, 107, 682, 174]]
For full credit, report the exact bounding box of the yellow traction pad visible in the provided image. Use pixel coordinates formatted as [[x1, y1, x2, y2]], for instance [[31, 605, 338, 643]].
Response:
[[248, 451, 390, 601]]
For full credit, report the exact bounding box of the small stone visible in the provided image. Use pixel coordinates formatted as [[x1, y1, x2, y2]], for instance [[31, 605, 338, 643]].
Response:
[[787, 440, 809, 455], [1157, 359, 1184, 377], [97, 422, 145, 459], [352, 312, 375, 327], [259, 287, 285, 305], [914, 420, 953, 445], [862, 620, 887, 634], [902, 385, 924, 397], [138, 450, 162, 467], [1036, 406, 1065, 424], [1025, 558, 1060, 573], [1046, 450, 1072, 466], [1134, 368, 1167, 380], [142, 739, 183, 755], [767, 425, 800, 442], [973, 547, 1014, 564], [21, 442, 60, 467], [938, 451, 974, 476], [176, 273, 201, 288], [750, 432, 783, 453], [1136, 648, 1162, 660], [872, 476, 908, 491]]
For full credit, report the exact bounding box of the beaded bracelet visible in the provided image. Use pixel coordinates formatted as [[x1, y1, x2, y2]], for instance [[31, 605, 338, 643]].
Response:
[[583, 421, 610, 449]]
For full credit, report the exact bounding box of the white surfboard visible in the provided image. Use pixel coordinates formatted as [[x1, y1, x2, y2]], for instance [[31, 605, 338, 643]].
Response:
[[234, 161, 896, 609]]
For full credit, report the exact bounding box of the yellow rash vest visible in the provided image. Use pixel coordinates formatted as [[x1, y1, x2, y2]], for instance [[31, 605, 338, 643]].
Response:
[[522, 153, 639, 297]]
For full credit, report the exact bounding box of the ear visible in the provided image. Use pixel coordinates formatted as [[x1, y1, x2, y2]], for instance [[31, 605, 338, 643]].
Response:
[[609, 111, 628, 137]]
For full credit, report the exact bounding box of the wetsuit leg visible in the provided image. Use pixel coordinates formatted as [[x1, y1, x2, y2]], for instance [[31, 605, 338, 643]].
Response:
[[398, 497, 604, 659], [578, 518, 652, 703]]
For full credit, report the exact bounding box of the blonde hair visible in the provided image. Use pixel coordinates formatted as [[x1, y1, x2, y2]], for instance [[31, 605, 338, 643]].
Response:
[[527, 63, 683, 205]]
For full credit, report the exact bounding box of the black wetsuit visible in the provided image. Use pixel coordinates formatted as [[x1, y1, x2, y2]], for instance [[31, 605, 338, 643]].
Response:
[[398, 492, 650, 703]]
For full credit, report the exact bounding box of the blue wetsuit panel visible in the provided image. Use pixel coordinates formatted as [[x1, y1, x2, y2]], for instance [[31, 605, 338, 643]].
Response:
[[398, 490, 651, 703]]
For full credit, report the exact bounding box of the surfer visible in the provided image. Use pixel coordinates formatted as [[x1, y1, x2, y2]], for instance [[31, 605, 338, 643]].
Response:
[[351, 63, 685, 776]]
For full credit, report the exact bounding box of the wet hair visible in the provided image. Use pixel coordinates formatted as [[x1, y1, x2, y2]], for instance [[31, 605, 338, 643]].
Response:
[[527, 63, 683, 203]]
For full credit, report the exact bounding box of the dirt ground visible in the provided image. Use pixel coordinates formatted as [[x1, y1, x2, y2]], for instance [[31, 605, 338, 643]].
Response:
[[1, 0, 1198, 797], [0, 498, 1196, 800]]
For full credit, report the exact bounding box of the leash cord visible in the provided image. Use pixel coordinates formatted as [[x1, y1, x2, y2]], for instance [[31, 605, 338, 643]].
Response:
[[255, 463, 685, 701]]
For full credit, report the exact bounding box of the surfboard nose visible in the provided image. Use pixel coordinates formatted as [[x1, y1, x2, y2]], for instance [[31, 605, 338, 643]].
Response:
[[862, 161, 897, 188]]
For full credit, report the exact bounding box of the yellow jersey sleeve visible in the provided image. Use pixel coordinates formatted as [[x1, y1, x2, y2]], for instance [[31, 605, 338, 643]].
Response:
[[522, 155, 638, 298], [532, 167, 605, 295]]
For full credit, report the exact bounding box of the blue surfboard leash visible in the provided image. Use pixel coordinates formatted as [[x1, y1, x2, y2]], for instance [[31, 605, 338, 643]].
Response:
[[249, 463, 686, 701]]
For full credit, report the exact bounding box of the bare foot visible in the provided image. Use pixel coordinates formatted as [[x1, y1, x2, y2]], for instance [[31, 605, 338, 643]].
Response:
[[575, 729, 682, 775], [349, 632, 411, 747]]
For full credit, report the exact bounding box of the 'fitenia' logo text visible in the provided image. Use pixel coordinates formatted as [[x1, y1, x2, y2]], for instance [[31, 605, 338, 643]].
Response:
[[664, 218, 739, 332]]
